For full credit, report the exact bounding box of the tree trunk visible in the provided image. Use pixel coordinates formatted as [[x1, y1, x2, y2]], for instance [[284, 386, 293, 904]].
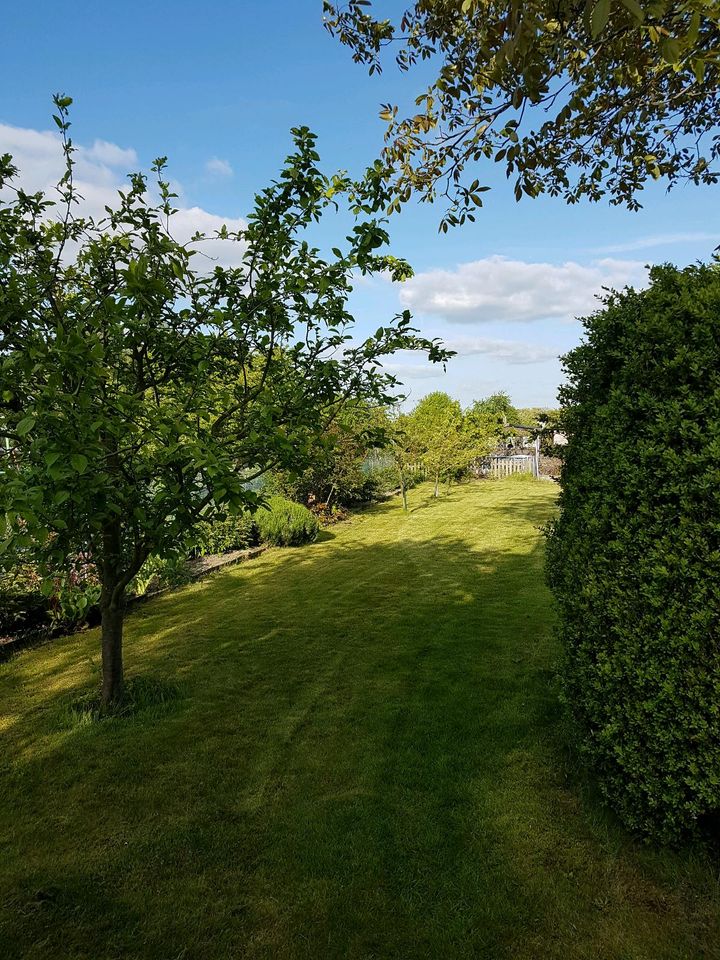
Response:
[[400, 472, 408, 512], [99, 517, 128, 708], [434, 470, 439, 497], [101, 595, 125, 706]]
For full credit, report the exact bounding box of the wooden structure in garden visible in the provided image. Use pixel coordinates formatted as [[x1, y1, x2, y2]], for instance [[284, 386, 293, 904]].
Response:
[[485, 454, 537, 478]]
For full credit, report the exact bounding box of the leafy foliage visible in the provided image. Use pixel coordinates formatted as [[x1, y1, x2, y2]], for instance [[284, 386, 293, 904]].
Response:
[[546, 262, 720, 841], [49, 571, 102, 627], [410, 391, 494, 493], [324, 1, 720, 227], [129, 554, 192, 598], [190, 516, 259, 557], [0, 96, 448, 702], [467, 392, 519, 438], [266, 402, 391, 507], [255, 496, 320, 546]]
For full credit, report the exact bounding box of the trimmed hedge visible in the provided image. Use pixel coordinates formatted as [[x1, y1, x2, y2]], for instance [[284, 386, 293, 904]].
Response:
[[255, 496, 319, 547], [546, 263, 720, 842]]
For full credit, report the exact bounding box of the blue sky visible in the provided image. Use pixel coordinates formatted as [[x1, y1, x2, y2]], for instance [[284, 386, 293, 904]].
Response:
[[2, 1, 718, 407]]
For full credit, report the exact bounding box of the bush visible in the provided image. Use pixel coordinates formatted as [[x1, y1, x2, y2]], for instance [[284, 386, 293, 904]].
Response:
[[546, 263, 720, 842], [361, 464, 399, 498], [0, 564, 48, 636], [130, 553, 192, 598], [190, 515, 258, 557], [50, 572, 102, 627], [255, 496, 319, 546]]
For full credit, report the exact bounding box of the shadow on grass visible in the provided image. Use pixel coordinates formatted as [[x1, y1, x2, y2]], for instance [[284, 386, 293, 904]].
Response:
[[314, 529, 336, 543]]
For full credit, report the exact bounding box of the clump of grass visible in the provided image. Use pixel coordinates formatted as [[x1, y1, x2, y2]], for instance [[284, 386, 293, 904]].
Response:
[[58, 676, 184, 728]]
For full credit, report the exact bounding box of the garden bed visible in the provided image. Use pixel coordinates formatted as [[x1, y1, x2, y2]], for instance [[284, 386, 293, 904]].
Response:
[[0, 544, 269, 662]]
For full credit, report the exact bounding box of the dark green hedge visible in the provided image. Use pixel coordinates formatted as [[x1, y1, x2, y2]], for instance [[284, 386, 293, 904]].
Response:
[[546, 262, 720, 842]]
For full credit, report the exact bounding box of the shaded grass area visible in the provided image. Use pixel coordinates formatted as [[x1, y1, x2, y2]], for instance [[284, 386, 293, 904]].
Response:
[[1, 480, 718, 959]]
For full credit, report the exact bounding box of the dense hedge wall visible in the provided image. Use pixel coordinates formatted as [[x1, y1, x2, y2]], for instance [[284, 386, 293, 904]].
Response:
[[546, 263, 720, 842]]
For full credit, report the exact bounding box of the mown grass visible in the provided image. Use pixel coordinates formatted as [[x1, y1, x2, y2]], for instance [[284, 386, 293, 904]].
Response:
[[1, 479, 718, 959]]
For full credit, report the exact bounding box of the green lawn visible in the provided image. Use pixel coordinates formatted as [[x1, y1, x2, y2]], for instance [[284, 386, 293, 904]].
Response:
[[1, 479, 718, 960]]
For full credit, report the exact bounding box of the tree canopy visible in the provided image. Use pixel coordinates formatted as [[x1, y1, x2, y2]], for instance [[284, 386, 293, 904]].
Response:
[[0, 97, 449, 704], [324, 0, 720, 228]]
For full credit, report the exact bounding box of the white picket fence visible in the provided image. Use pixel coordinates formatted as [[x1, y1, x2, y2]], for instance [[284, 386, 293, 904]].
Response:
[[484, 454, 536, 478]]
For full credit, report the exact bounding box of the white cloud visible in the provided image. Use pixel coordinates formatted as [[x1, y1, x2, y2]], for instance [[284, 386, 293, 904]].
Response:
[[384, 359, 448, 381], [170, 207, 246, 267], [84, 139, 138, 167], [593, 232, 718, 254], [382, 334, 556, 383], [0, 121, 246, 267], [399, 255, 648, 323], [205, 156, 233, 179], [443, 334, 558, 364]]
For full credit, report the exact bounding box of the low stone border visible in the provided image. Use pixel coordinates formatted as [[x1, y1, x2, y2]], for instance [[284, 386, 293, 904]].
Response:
[[132, 545, 269, 605]]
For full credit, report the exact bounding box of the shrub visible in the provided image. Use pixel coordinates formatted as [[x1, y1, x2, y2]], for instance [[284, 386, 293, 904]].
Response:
[[50, 573, 102, 627], [309, 502, 349, 524], [1, 560, 103, 635], [130, 554, 192, 598], [546, 263, 720, 842], [255, 496, 319, 546], [361, 464, 400, 498], [0, 564, 48, 637], [190, 515, 258, 557]]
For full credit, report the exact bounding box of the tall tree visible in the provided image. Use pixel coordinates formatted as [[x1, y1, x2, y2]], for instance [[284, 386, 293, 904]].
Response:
[[467, 392, 518, 444], [0, 97, 448, 705], [267, 400, 390, 507], [324, 1, 720, 229]]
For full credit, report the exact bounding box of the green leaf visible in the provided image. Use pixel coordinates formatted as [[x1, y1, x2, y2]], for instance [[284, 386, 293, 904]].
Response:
[[16, 415, 36, 436], [661, 38, 681, 64], [591, 0, 611, 37], [70, 454, 88, 474], [619, 0, 644, 21]]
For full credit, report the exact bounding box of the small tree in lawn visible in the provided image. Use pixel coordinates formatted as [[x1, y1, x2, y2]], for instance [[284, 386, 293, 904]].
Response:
[[410, 392, 463, 496], [0, 97, 448, 706], [387, 413, 422, 513], [387, 411, 423, 511]]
